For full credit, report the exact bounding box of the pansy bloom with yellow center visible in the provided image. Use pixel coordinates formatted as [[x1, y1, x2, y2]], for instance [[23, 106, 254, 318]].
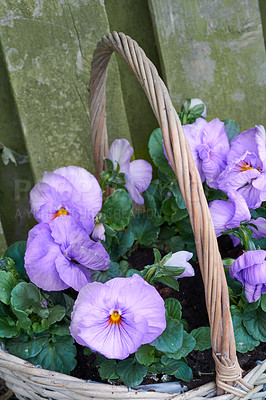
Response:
[[218, 125, 266, 209], [70, 274, 166, 359], [30, 165, 102, 234]]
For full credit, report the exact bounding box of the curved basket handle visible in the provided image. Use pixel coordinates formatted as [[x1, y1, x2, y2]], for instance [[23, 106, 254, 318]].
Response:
[[89, 31, 243, 394]]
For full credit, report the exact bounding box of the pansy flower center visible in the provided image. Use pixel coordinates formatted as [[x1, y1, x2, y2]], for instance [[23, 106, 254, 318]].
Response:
[[109, 309, 122, 325], [238, 160, 262, 173], [53, 207, 68, 219]]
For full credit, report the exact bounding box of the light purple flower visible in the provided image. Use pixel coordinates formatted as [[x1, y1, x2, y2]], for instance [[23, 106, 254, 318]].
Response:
[[183, 98, 207, 118], [249, 217, 266, 239], [107, 139, 152, 205], [182, 118, 229, 189], [24, 215, 110, 292], [230, 250, 266, 303], [209, 191, 251, 237], [91, 222, 106, 242], [30, 166, 102, 233], [164, 251, 195, 278], [70, 274, 166, 359], [218, 126, 266, 209]]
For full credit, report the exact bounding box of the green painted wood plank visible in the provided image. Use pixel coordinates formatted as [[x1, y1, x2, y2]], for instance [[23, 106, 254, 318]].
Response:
[[105, 0, 162, 161], [0, 219, 7, 256], [0, 0, 130, 181], [0, 43, 35, 245], [259, 0, 266, 50], [149, 0, 266, 131]]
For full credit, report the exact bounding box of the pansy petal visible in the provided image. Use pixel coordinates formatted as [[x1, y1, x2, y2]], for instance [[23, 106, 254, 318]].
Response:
[[106, 274, 166, 343], [24, 224, 68, 291], [55, 254, 91, 292], [125, 180, 145, 204], [227, 191, 251, 229], [244, 283, 263, 303], [30, 182, 59, 219], [255, 125, 266, 161], [164, 251, 194, 278], [250, 217, 266, 239], [238, 183, 262, 209], [67, 242, 110, 271], [50, 215, 88, 251], [53, 166, 103, 218], [209, 200, 234, 237], [107, 139, 133, 173], [129, 160, 152, 194]]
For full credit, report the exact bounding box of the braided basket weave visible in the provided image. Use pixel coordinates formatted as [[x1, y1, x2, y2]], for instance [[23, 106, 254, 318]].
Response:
[[0, 32, 265, 400]]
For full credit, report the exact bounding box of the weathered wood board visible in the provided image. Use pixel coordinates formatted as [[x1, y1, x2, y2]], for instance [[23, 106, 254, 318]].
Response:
[[149, 0, 266, 131], [0, 0, 131, 182]]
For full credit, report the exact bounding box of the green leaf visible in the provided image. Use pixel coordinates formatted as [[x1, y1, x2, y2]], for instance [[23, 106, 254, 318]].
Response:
[[164, 298, 182, 320], [154, 275, 179, 291], [165, 331, 196, 359], [129, 213, 160, 246], [126, 269, 142, 278], [167, 182, 186, 209], [135, 344, 155, 367], [151, 318, 183, 353], [90, 261, 122, 283], [191, 327, 211, 351], [99, 359, 119, 380], [163, 265, 185, 277], [161, 356, 193, 382], [261, 294, 266, 312], [116, 358, 147, 387], [231, 309, 260, 353], [6, 336, 49, 359], [143, 183, 164, 226], [223, 119, 240, 144], [242, 308, 266, 342], [110, 228, 134, 260], [162, 197, 188, 224], [46, 305, 65, 327], [119, 260, 130, 277], [102, 189, 133, 231], [11, 308, 31, 330], [11, 282, 42, 314], [4, 241, 28, 280], [48, 324, 70, 336], [0, 270, 18, 305], [0, 317, 20, 338], [28, 336, 77, 374], [148, 128, 175, 179]]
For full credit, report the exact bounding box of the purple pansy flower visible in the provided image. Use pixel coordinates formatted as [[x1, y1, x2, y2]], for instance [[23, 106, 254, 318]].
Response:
[[209, 191, 251, 237], [70, 274, 166, 359], [24, 215, 110, 292], [218, 125, 266, 209], [164, 251, 195, 278], [230, 250, 266, 303], [30, 166, 102, 233], [91, 222, 106, 242], [249, 217, 266, 239], [107, 139, 152, 205], [182, 118, 229, 189]]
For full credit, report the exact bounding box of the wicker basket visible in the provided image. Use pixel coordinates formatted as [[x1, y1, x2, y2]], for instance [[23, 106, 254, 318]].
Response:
[[0, 32, 265, 400]]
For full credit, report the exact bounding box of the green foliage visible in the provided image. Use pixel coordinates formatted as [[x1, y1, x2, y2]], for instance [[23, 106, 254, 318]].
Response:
[[90, 261, 122, 283], [223, 119, 240, 144], [0, 270, 18, 305], [110, 228, 134, 260], [191, 327, 212, 351], [116, 358, 147, 387], [231, 308, 260, 353], [161, 356, 193, 382], [129, 213, 160, 246], [151, 317, 183, 353], [165, 331, 195, 360], [164, 298, 182, 320], [99, 359, 119, 380], [135, 344, 156, 367], [148, 128, 175, 179], [102, 189, 133, 231], [4, 241, 28, 280], [27, 336, 77, 374], [242, 308, 266, 342]]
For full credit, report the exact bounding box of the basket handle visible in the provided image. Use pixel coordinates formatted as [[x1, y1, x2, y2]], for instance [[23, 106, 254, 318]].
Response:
[[89, 31, 243, 394]]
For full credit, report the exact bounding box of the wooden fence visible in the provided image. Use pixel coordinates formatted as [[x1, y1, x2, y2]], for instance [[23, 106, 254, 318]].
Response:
[[0, 0, 265, 249]]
